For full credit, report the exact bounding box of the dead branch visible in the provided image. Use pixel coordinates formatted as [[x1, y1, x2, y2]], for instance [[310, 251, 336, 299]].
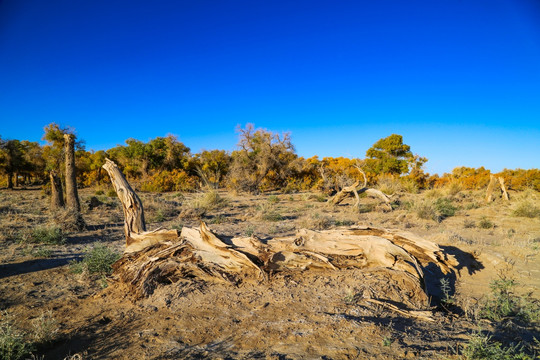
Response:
[[329, 166, 392, 210]]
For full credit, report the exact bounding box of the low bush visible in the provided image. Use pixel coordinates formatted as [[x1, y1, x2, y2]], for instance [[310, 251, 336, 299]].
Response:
[[461, 332, 533, 360], [479, 276, 540, 324], [71, 244, 121, 276], [18, 225, 65, 245], [0, 313, 33, 360], [512, 201, 540, 219]]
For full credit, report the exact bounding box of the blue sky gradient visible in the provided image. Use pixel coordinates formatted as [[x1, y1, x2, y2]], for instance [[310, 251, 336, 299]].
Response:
[[1, 0, 539, 174]]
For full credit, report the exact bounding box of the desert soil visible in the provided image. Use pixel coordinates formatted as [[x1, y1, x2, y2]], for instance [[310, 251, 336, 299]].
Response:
[[1, 187, 539, 359]]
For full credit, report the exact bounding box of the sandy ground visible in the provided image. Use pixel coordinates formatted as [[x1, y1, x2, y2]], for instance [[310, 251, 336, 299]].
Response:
[[0, 187, 539, 359]]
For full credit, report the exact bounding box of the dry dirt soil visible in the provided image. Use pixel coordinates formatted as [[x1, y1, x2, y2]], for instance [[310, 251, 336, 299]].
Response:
[[1, 186, 539, 359]]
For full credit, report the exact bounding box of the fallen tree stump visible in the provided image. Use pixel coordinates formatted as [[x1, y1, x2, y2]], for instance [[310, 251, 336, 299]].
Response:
[[104, 159, 458, 312]]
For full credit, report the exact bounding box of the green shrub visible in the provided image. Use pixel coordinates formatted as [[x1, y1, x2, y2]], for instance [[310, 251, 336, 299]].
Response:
[[71, 244, 121, 276], [0, 313, 33, 360], [18, 226, 65, 245], [462, 332, 533, 360], [107, 189, 117, 197], [479, 276, 540, 324], [434, 197, 457, 219]]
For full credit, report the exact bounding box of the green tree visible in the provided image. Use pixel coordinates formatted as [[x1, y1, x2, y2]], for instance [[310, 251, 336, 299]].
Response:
[[107, 135, 191, 178], [0, 138, 26, 188], [365, 134, 414, 175]]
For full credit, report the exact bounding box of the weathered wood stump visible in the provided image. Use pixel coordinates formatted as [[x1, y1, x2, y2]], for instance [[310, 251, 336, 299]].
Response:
[[104, 159, 459, 317]]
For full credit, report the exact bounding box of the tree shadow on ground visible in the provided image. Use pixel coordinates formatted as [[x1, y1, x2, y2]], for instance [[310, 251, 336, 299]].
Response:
[[423, 245, 484, 306], [0, 255, 82, 279]]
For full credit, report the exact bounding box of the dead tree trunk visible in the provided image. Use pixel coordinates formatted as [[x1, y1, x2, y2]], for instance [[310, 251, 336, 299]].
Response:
[[50, 170, 65, 209], [486, 174, 510, 202], [499, 177, 510, 201], [64, 134, 81, 211], [102, 159, 187, 251], [7, 173, 13, 189], [486, 175, 497, 202]]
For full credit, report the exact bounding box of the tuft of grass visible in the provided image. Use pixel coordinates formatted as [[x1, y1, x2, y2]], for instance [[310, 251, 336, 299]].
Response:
[[267, 195, 280, 204], [106, 189, 117, 197], [478, 217, 495, 229], [32, 248, 53, 258], [31, 311, 58, 345], [400, 179, 419, 194], [445, 181, 463, 196], [334, 219, 355, 227], [18, 226, 65, 245], [512, 201, 540, 219], [382, 336, 394, 347], [71, 244, 121, 276], [377, 175, 402, 196], [244, 225, 256, 237], [463, 219, 476, 228], [357, 203, 375, 214], [256, 202, 283, 222]]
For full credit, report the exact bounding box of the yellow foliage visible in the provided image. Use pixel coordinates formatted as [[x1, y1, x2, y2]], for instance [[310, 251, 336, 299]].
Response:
[[140, 170, 198, 192]]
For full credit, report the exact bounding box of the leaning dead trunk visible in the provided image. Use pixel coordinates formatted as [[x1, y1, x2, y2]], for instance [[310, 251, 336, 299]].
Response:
[[64, 134, 81, 212], [486, 175, 497, 202], [486, 174, 510, 202], [49, 170, 64, 209], [499, 177, 510, 201], [102, 158, 147, 245]]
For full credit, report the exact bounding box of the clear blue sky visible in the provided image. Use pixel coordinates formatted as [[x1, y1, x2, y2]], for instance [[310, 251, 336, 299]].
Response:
[[1, 0, 539, 174]]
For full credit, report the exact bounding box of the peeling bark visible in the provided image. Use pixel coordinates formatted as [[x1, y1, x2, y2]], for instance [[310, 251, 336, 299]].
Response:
[[102, 158, 147, 246]]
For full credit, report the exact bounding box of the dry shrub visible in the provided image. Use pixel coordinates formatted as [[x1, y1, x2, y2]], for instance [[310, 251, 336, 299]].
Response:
[[179, 191, 228, 219], [50, 208, 86, 231], [512, 200, 540, 218], [444, 181, 463, 196], [400, 178, 419, 194], [414, 197, 456, 222], [376, 175, 402, 195]]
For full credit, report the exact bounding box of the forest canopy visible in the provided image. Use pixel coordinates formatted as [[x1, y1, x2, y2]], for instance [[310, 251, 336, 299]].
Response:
[[1, 123, 539, 193]]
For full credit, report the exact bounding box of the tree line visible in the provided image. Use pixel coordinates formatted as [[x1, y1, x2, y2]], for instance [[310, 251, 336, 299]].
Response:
[[1, 123, 539, 194]]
